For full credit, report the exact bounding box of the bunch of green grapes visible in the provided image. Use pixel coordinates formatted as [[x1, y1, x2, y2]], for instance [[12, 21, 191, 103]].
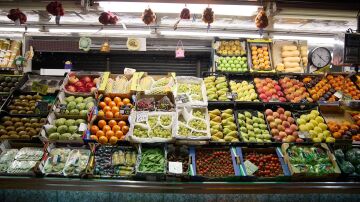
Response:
[[178, 84, 189, 93], [134, 125, 148, 138], [189, 84, 201, 96], [149, 126, 171, 138], [193, 132, 207, 137], [178, 124, 192, 137], [192, 109, 205, 119], [189, 119, 207, 130], [148, 116, 158, 128], [160, 115, 172, 126]]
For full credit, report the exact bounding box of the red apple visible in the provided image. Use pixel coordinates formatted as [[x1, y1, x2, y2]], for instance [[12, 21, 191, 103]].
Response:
[[81, 76, 92, 83], [85, 82, 95, 89], [74, 81, 84, 87], [66, 85, 76, 92], [68, 76, 79, 84]]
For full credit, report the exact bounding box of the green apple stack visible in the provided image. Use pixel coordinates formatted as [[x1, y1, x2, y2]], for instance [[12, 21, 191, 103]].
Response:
[[229, 80, 259, 102], [204, 76, 230, 101], [216, 56, 248, 72], [238, 111, 271, 143], [296, 110, 334, 143], [209, 109, 239, 142]]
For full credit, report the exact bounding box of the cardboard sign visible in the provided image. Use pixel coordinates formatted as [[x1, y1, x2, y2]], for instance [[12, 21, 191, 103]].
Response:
[[244, 160, 258, 176], [136, 111, 148, 123], [32, 81, 48, 95], [168, 161, 183, 174]]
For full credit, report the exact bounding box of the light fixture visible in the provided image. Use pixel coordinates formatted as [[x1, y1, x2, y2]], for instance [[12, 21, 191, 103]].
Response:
[[272, 35, 336, 45], [161, 31, 261, 39], [0, 27, 39, 32], [0, 33, 23, 38], [48, 28, 151, 35], [98, 2, 259, 17]]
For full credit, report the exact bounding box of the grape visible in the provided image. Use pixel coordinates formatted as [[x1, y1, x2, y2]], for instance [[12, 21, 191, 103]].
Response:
[[149, 126, 171, 138], [134, 125, 148, 138], [192, 109, 205, 119], [189, 119, 207, 131], [193, 132, 207, 137], [179, 124, 192, 137], [148, 116, 158, 128], [160, 115, 171, 126], [178, 84, 189, 93]]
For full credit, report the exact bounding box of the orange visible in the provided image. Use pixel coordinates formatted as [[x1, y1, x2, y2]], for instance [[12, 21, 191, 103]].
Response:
[[114, 97, 121, 104], [118, 121, 126, 128], [115, 130, 123, 138], [333, 132, 341, 139], [112, 125, 121, 132], [117, 101, 124, 107], [104, 97, 112, 105], [109, 136, 118, 145], [120, 136, 126, 141], [122, 125, 129, 134], [105, 111, 114, 119], [96, 130, 105, 138], [98, 136, 108, 144], [114, 112, 121, 118], [103, 106, 111, 112], [90, 135, 98, 141], [111, 106, 119, 114], [98, 110, 105, 117], [106, 130, 114, 139], [123, 98, 130, 105], [90, 125, 99, 135], [109, 101, 116, 108], [103, 125, 111, 133], [99, 102, 107, 109], [108, 120, 117, 128], [98, 120, 107, 129]]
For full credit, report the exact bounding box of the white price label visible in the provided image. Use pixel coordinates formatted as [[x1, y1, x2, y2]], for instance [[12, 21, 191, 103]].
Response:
[[79, 123, 87, 132], [168, 161, 183, 174], [334, 91, 343, 99], [136, 111, 148, 123], [298, 131, 309, 139], [244, 160, 258, 176]]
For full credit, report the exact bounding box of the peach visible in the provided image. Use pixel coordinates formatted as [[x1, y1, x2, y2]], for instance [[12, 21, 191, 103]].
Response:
[[279, 97, 287, 102], [267, 116, 275, 122], [280, 114, 287, 121], [278, 125, 285, 132], [282, 121, 290, 128], [273, 112, 280, 118], [290, 124, 298, 131], [285, 128, 293, 135], [279, 131, 287, 138], [271, 129, 279, 136], [287, 117, 295, 124], [284, 111, 292, 117], [269, 122, 277, 129], [274, 118, 282, 125], [265, 109, 273, 116], [277, 108, 285, 114]]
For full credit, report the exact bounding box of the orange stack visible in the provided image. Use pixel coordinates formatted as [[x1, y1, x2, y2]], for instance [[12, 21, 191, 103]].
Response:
[[327, 75, 360, 100], [98, 96, 132, 119], [90, 120, 129, 144], [327, 120, 359, 140]]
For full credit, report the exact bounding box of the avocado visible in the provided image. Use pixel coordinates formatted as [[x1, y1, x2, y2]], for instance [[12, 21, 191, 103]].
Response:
[[5, 77, 11, 82], [0, 129, 7, 136]]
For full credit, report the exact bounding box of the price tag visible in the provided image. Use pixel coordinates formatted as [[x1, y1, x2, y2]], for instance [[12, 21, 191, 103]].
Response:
[[79, 123, 87, 132], [244, 160, 258, 176], [334, 91, 343, 99], [298, 131, 309, 139], [175, 94, 189, 103], [232, 92, 238, 99], [35, 101, 48, 115], [168, 161, 183, 174], [31, 81, 48, 95], [120, 105, 131, 115], [136, 111, 148, 123], [52, 154, 61, 165], [226, 92, 232, 99], [69, 156, 79, 166]]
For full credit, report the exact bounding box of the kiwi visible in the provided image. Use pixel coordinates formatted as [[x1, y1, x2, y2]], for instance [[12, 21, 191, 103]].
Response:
[[19, 95, 25, 99], [16, 126, 25, 133], [7, 131, 17, 136], [23, 107, 30, 111], [6, 126, 15, 131], [11, 117, 20, 122], [28, 129, 37, 136], [15, 106, 23, 111], [30, 118, 38, 123], [0, 125, 5, 130], [18, 131, 27, 136], [18, 110, 26, 114], [20, 135, 30, 139], [3, 121, 13, 127], [26, 111, 33, 114], [24, 123, 31, 127], [26, 95, 33, 100], [9, 134, 19, 139], [14, 122, 23, 127], [10, 110, 18, 114], [0, 135, 9, 139], [33, 95, 42, 100], [21, 118, 29, 123], [8, 105, 15, 110], [2, 116, 11, 122], [31, 123, 38, 128], [35, 128, 41, 133], [0, 129, 7, 136], [25, 127, 33, 132]]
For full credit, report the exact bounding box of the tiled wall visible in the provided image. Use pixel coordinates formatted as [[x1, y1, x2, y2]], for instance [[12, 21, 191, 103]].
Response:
[[0, 190, 359, 202]]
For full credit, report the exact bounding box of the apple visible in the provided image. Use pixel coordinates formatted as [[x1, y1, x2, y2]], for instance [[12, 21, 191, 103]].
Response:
[[77, 87, 86, 92], [85, 82, 95, 89], [66, 85, 76, 92], [68, 76, 79, 84], [81, 76, 92, 83], [74, 81, 84, 87]]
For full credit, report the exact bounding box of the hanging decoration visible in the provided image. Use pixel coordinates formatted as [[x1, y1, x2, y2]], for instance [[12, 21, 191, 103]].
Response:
[[175, 40, 185, 58], [7, 9, 27, 25], [127, 38, 141, 51], [142, 8, 156, 25], [99, 11, 118, 25], [100, 40, 110, 53], [79, 37, 92, 52], [255, 8, 269, 36], [173, 6, 191, 30], [202, 7, 214, 31], [46, 1, 64, 25]]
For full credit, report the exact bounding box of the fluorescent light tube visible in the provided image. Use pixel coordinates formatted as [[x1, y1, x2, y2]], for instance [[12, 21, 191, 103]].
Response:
[[0, 27, 39, 32], [49, 28, 151, 35], [99, 2, 258, 17], [161, 31, 261, 38], [272, 35, 336, 44]]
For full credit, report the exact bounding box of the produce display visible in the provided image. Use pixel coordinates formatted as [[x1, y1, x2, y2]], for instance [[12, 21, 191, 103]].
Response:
[[229, 80, 259, 102], [0, 39, 21, 68], [238, 110, 271, 143], [64, 73, 99, 94], [327, 75, 360, 100], [167, 145, 189, 174], [2, 147, 44, 174], [303, 77, 336, 102], [0, 76, 21, 93], [0, 116, 46, 140], [63, 149, 90, 176], [42, 148, 71, 175], [254, 78, 286, 102], [104, 75, 131, 94], [327, 120, 359, 141], [204, 75, 231, 101], [265, 107, 301, 143], [215, 40, 246, 56], [216, 56, 248, 72], [279, 77, 312, 103], [196, 148, 234, 177], [276, 45, 303, 73], [296, 110, 334, 143], [45, 118, 86, 141], [250, 44, 271, 71], [89, 119, 128, 144], [55, 95, 95, 117], [20, 75, 63, 93], [0, 149, 18, 172], [138, 147, 165, 173], [175, 76, 206, 106], [244, 151, 283, 177], [209, 109, 239, 142], [334, 147, 360, 175], [177, 107, 209, 139], [7, 94, 44, 115], [285, 145, 338, 176], [98, 96, 132, 119]]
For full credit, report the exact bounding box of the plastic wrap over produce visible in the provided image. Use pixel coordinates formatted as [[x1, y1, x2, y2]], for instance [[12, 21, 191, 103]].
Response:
[[175, 76, 207, 107], [127, 111, 176, 143]]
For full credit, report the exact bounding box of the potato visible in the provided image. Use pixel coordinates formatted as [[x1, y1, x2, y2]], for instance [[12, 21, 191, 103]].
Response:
[[284, 62, 300, 68], [284, 67, 303, 73], [283, 57, 300, 63], [282, 45, 298, 51], [282, 50, 300, 57]]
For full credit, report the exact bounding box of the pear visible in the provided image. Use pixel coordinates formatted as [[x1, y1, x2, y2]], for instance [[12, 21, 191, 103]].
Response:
[[223, 128, 232, 135], [217, 91, 227, 96], [211, 136, 220, 141], [226, 131, 238, 138], [214, 131, 224, 139], [223, 123, 236, 131], [209, 109, 221, 116], [209, 113, 218, 120], [224, 136, 234, 142], [223, 109, 233, 114], [221, 113, 232, 119], [211, 128, 219, 135], [216, 83, 227, 89], [224, 116, 234, 123], [212, 116, 221, 123], [211, 124, 221, 131], [210, 120, 220, 127]]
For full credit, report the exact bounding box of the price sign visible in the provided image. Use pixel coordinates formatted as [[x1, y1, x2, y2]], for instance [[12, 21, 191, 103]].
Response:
[[168, 161, 183, 174], [79, 123, 87, 132], [35, 101, 48, 115], [232, 92, 238, 99], [244, 160, 258, 176], [136, 111, 148, 123], [175, 94, 189, 103], [31, 81, 48, 95], [298, 131, 309, 139], [226, 92, 233, 99], [334, 91, 343, 99], [120, 105, 131, 115]]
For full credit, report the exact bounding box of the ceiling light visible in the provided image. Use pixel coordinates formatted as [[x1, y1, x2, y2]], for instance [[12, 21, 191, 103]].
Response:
[[0, 33, 23, 38], [49, 28, 151, 35], [161, 31, 261, 39], [0, 27, 39, 32], [272, 35, 336, 45], [98, 2, 258, 16]]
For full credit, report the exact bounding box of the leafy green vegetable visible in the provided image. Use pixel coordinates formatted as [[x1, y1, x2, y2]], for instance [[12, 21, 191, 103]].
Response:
[[138, 148, 165, 173], [340, 161, 355, 174], [334, 149, 345, 161], [346, 148, 360, 165]]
